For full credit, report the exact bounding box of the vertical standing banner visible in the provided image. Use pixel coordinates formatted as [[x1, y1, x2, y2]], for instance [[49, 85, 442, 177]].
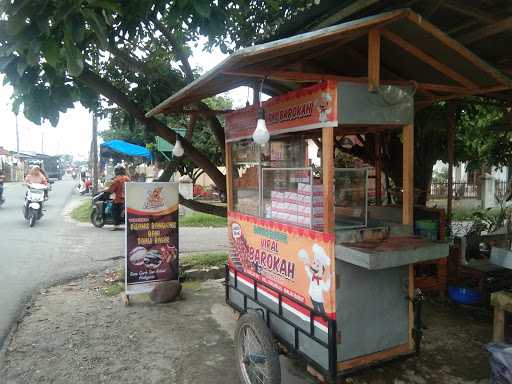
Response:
[[125, 182, 179, 295]]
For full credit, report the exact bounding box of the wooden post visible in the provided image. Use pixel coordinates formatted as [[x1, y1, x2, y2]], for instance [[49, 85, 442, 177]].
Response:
[[253, 83, 260, 106], [447, 102, 456, 227], [402, 123, 414, 352], [408, 263, 414, 351], [375, 133, 382, 205], [368, 29, 381, 92], [402, 124, 414, 225], [493, 307, 505, 342], [225, 142, 234, 211], [91, 112, 99, 194], [322, 127, 334, 233]]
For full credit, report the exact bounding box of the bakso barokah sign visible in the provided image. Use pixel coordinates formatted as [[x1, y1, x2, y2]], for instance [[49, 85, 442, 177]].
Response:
[[125, 182, 179, 295]]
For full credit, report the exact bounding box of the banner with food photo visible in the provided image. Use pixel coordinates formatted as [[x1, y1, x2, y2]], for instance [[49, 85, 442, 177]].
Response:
[[125, 182, 179, 295], [228, 211, 336, 319]]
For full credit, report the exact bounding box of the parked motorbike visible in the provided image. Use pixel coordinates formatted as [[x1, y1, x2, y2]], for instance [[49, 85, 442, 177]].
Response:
[[23, 183, 49, 227], [90, 191, 123, 228]]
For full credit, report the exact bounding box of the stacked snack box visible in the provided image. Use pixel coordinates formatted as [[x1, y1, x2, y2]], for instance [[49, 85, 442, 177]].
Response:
[[297, 182, 324, 230], [270, 191, 299, 224], [269, 183, 323, 229], [270, 191, 286, 222], [284, 191, 299, 225]]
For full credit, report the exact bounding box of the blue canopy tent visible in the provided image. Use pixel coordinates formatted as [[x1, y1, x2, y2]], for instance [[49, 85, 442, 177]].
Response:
[[100, 140, 153, 161]]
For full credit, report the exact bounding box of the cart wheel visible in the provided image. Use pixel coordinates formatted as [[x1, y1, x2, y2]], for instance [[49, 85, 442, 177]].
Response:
[[235, 312, 281, 384]]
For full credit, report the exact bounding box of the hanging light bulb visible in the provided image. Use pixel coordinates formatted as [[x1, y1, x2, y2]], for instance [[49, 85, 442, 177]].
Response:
[[252, 107, 269, 145], [172, 139, 184, 157]]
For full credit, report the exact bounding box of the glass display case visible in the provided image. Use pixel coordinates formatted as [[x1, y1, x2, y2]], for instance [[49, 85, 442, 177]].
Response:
[[334, 168, 368, 229], [232, 140, 261, 216], [261, 167, 324, 230]]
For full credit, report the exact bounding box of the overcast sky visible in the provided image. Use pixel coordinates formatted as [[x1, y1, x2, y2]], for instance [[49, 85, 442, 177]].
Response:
[[0, 40, 250, 161]]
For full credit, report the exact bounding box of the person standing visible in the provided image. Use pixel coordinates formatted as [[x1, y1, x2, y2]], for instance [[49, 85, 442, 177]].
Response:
[[0, 169, 5, 204], [106, 164, 130, 231]]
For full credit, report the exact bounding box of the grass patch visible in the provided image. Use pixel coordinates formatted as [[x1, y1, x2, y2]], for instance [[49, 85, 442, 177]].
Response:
[[102, 281, 124, 297], [101, 269, 124, 296], [452, 207, 499, 221], [71, 200, 92, 223], [180, 212, 226, 227], [181, 252, 227, 269]]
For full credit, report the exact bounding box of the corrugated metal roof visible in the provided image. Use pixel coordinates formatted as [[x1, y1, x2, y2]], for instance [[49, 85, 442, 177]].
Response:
[[146, 8, 512, 117]]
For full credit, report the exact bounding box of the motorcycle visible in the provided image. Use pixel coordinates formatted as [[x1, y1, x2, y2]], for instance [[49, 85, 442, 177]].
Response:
[[23, 183, 49, 227], [90, 191, 124, 228], [76, 178, 92, 195]]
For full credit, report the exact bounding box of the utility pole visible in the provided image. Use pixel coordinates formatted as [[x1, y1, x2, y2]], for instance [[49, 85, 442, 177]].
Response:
[[91, 112, 99, 194], [15, 112, 19, 154]]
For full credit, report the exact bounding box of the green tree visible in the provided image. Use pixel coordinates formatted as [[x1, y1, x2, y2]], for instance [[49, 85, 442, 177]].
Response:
[[102, 95, 230, 186], [0, 0, 312, 216], [341, 99, 512, 205]]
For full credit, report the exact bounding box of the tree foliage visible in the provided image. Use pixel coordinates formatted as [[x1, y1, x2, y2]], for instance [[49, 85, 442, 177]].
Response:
[[0, 0, 510, 212]]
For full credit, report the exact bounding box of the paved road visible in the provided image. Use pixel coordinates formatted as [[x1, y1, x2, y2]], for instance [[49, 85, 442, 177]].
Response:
[[0, 179, 124, 349], [0, 180, 229, 350]]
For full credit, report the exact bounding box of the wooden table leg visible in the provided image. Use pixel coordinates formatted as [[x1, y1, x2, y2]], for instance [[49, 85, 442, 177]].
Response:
[[493, 307, 505, 342]]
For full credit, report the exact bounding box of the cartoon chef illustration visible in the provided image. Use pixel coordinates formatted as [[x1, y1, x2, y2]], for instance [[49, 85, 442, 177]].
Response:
[[315, 91, 332, 123], [299, 244, 331, 315]]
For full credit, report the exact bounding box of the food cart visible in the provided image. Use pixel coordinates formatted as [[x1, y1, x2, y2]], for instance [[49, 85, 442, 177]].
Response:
[[222, 79, 449, 383], [146, 9, 512, 384]]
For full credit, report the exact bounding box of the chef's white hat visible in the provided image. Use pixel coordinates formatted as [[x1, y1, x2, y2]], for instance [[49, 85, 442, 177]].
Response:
[[312, 244, 330, 266]]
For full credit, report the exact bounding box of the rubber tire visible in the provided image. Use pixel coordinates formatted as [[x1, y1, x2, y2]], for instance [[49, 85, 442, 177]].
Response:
[[29, 208, 37, 227], [234, 313, 281, 384], [90, 207, 105, 228]]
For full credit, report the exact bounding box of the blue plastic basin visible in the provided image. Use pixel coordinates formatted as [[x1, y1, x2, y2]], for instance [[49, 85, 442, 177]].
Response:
[[448, 286, 483, 305]]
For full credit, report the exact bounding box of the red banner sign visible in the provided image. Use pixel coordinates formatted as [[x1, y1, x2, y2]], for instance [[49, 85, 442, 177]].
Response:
[[227, 211, 336, 320], [225, 81, 338, 142]]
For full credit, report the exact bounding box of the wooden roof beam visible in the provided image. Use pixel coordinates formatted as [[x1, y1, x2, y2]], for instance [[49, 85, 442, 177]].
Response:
[[313, 0, 380, 30], [284, 34, 366, 71], [447, 20, 480, 35], [405, 11, 512, 87], [442, 1, 499, 24], [222, 68, 466, 95], [459, 16, 512, 44], [381, 29, 479, 90], [424, 0, 445, 19], [415, 85, 512, 109], [368, 29, 381, 92], [221, 69, 367, 83], [165, 109, 234, 116]]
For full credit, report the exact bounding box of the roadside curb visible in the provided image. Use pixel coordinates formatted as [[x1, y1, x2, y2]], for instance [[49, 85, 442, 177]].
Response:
[[62, 193, 89, 224]]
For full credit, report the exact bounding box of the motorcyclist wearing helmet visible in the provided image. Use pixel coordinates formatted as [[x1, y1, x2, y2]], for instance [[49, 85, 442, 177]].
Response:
[[25, 165, 48, 185], [106, 164, 130, 231]]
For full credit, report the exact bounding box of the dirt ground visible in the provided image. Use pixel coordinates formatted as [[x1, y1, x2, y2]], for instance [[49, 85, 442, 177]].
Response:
[[0, 267, 494, 384]]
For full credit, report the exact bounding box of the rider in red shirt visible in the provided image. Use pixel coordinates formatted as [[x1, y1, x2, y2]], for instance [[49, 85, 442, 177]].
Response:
[[106, 164, 130, 230]]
